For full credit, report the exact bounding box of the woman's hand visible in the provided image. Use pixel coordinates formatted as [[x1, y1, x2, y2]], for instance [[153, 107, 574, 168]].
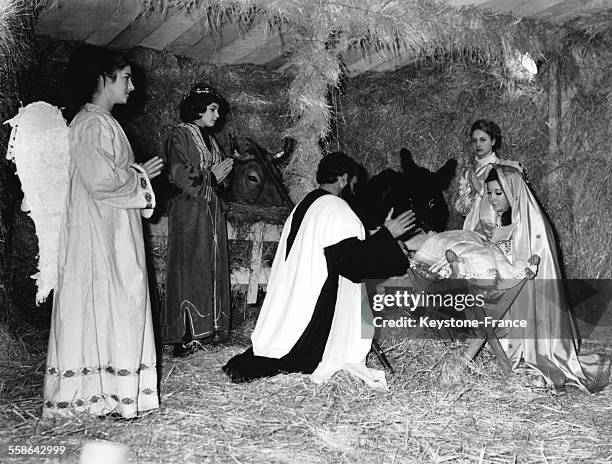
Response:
[[141, 156, 164, 180], [211, 158, 234, 183], [384, 208, 416, 239], [468, 170, 482, 193]]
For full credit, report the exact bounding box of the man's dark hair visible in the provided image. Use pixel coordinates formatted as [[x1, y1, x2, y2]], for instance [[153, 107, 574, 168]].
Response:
[[316, 152, 359, 184]]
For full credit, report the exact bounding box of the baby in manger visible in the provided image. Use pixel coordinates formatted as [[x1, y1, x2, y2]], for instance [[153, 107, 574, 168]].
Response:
[[400, 167, 539, 289], [403, 229, 539, 289]]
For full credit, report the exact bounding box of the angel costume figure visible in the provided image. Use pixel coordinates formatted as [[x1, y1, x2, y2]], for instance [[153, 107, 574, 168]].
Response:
[[43, 47, 164, 419], [223, 153, 415, 387], [462, 164, 610, 391], [162, 84, 233, 356]]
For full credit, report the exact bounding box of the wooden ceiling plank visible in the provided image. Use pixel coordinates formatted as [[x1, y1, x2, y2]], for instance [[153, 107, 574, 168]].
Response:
[[140, 9, 207, 50], [369, 51, 418, 74], [478, 0, 533, 15], [86, 1, 143, 46], [209, 21, 271, 65], [444, 0, 494, 8], [34, 0, 81, 37], [236, 32, 298, 66], [235, 36, 282, 65], [264, 52, 293, 71], [56, 0, 115, 41], [344, 50, 401, 77], [536, 0, 612, 22], [176, 22, 242, 63], [165, 19, 211, 55], [108, 7, 180, 49], [514, 0, 569, 17]]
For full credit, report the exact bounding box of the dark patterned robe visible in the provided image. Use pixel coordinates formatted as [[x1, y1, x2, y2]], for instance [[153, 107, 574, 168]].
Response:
[[162, 123, 231, 344]]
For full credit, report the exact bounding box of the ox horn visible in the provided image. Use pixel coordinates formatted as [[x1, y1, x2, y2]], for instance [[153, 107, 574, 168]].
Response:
[[273, 137, 296, 159], [228, 132, 245, 159]]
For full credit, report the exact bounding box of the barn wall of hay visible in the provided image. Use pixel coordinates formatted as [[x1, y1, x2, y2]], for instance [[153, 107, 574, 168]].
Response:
[[8, 26, 612, 323], [0, 1, 38, 330], [21, 37, 292, 212], [12, 36, 292, 319], [333, 42, 611, 279]]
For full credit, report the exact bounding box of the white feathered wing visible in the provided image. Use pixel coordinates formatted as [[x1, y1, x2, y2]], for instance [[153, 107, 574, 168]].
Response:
[[4, 102, 70, 304]]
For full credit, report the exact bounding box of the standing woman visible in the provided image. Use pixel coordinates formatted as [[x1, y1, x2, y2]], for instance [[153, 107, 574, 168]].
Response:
[[162, 83, 233, 356], [44, 46, 164, 419], [455, 119, 523, 220]]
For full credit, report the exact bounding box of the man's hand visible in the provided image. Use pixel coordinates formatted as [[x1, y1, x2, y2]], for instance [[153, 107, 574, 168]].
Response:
[[384, 208, 416, 238], [211, 158, 234, 183]]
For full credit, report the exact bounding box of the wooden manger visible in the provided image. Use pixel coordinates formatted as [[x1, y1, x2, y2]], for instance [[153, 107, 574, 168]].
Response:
[[375, 252, 541, 375]]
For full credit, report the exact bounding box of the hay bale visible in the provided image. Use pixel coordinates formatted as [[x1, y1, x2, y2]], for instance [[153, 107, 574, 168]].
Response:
[[0, 324, 28, 362], [1, 0, 37, 325], [335, 54, 610, 277], [227, 203, 291, 227]]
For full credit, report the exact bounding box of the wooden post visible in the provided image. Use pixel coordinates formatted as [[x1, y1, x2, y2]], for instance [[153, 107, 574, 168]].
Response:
[[548, 57, 561, 157], [247, 223, 265, 304]]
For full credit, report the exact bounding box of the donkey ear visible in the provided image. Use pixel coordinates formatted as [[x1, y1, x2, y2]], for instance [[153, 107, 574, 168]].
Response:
[[400, 148, 417, 173], [245, 137, 260, 151], [436, 159, 458, 190]]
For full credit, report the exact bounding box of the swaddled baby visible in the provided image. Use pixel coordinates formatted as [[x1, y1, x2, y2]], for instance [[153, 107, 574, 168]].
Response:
[[405, 230, 538, 289]]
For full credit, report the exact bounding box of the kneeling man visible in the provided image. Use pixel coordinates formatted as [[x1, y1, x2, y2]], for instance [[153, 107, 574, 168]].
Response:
[[223, 152, 414, 388]]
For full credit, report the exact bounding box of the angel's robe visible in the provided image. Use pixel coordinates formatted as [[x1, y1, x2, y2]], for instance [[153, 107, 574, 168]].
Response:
[[43, 103, 159, 419]]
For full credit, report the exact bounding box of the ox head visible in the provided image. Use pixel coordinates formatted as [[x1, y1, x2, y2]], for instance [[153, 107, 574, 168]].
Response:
[[228, 137, 295, 207], [353, 148, 457, 240]]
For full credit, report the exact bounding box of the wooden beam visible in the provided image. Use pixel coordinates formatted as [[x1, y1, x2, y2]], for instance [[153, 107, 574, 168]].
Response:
[[109, 7, 180, 49], [444, 0, 493, 8], [55, 0, 115, 42], [263, 51, 293, 71], [480, 0, 565, 17], [537, 0, 612, 23], [513, 0, 568, 17], [165, 18, 212, 57], [236, 31, 298, 66], [548, 57, 560, 156], [209, 21, 271, 65], [34, 0, 81, 37], [479, 0, 532, 15], [448, 0, 612, 20], [173, 22, 242, 63], [86, 1, 144, 46], [342, 48, 410, 78], [140, 8, 208, 50], [368, 52, 418, 74]]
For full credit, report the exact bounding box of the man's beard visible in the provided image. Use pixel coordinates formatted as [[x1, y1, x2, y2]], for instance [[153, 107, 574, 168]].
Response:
[[340, 184, 355, 203]]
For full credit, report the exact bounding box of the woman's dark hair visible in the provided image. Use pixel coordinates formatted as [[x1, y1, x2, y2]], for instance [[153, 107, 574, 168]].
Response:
[[471, 119, 502, 152], [179, 83, 228, 123], [316, 152, 359, 184], [485, 168, 512, 225], [67, 45, 130, 107]]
